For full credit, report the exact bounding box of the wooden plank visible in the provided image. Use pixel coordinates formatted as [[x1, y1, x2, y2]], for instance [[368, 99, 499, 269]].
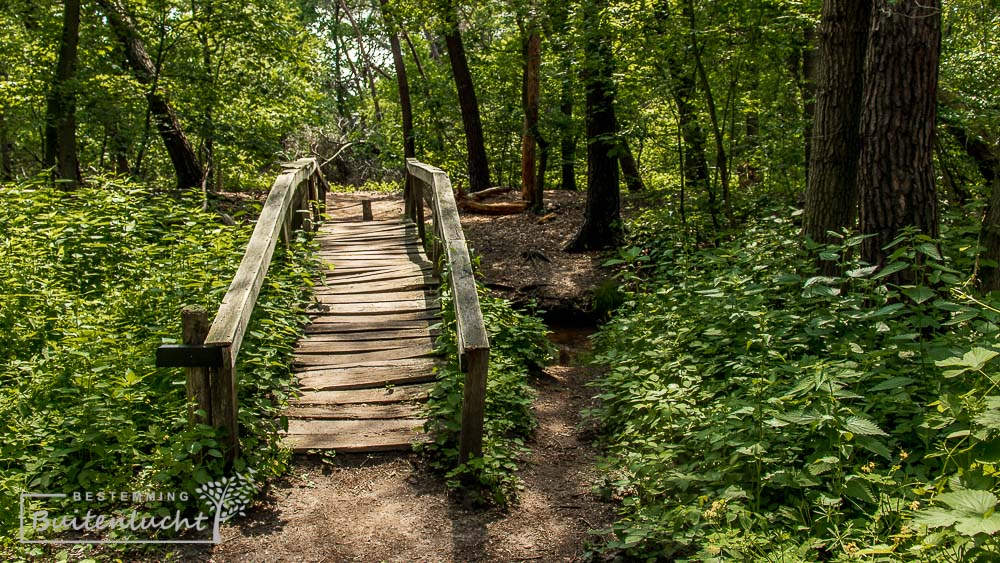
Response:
[[283, 422, 429, 452], [284, 403, 424, 420], [318, 247, 427, 256], [446, 239, 490, 352], [307, 310, 439, 324], [292, 383, 432, 405], [296, 336, 436, 353], [295, 356, 439, 373], [304, 318, 436, 333], [313, 279, 437, 294], [286, 418, 426, 435], [308, 300, 440, 314], [295, 365, 438, 391], [293, 344, 437, 366], [205, 159, 316, 356], [307, 290, 433, 303], [320, 271, 436, 285], [317, 239, 422, 249], [300, 327, 438, 341], [324, 265, 433, 278]]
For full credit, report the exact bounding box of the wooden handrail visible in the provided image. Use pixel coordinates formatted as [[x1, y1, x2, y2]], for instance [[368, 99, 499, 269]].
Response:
[[405, 158, 490, 464], [157, 157, 327, 462]]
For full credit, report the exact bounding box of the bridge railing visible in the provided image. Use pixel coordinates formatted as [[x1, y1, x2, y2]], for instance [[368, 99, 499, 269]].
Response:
[[156, 158, 327, 462], [404, 158, 490, 464]]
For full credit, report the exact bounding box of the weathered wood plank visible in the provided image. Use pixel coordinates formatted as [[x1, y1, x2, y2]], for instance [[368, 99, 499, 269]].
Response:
[[296, 336, 435, 353], [311, 279, 437, 295], [205, 159, 316, 356], [295, 365, 438, 391], [320, 271, 436, 285], [295, 356, 439, 373], [304, 319, 436, 333], [284, 403, 424, 420], [300, 327, 438, 341], [294, 344, 437, 366], [308, 300, 440, 314], [283, 424, 429, 452], [307, 290, 433, 303], [292, 383, 432, 404]]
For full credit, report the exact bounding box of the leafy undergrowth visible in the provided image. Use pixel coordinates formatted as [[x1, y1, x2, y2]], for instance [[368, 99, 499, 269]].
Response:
[[591, 209, 1000, 561], [0, 176, 315, 552], [421, 270, 555, 507]]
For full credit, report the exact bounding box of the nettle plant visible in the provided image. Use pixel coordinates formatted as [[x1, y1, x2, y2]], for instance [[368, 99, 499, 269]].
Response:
[[421, 268, 554, 507], [0, 176, 314, 546], [590, 211, 1000, 561]]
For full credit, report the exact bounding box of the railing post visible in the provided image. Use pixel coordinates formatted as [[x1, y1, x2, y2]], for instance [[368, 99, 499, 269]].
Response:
[[362, 199, 373, 221], [210, 345, 239, 465], [415, 181, 425, 244], [182, 306, 211, 426], [458, 347, 489, 464]]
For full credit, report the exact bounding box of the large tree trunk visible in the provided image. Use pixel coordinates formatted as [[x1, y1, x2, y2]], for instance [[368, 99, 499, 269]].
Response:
[[379, 0, 414, 158], [521, 25, 542, 212], [43, 0, 82, 188], [802, 0, 870, 246], [566, 0, 621, 251], [857, 0, 940, 279], [619, 138, 645, 192], [98, 0, 204, 191], [442, 5, 491, 192]]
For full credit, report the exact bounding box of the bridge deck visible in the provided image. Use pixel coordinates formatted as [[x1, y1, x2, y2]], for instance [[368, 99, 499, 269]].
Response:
[[282, 216, 441, 452]]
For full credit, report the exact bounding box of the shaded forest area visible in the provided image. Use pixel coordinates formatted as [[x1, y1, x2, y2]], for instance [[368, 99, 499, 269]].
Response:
[[3, 0, 1000, 560]]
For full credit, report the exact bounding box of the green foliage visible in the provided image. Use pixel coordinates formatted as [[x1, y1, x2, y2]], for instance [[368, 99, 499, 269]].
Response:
[[590, 208, 1000, 561], [421, 274, 554, 507], [0, 175, 313, 544]]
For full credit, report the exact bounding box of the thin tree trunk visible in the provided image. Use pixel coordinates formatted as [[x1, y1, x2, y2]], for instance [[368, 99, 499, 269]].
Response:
[[857, 0, 941, 279], [0, 110, 12, 181], [620, 138, 645, 192], [687, 0, 732, 227], [442, 4, 491, 191], [43, 0, 82, 188], [379, 0, 414, 158], [193, 0, 216, 189], [802, 0, 870, 247], [536, 134, 549, 192], [340, 0, 382, 121], [521, 25, 542, 212], [98, 0, 204, 190], [559, 70, 577, 191], [566, 0, 621, 251]]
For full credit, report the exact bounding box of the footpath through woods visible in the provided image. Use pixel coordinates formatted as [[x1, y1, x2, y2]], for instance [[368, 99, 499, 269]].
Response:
[[174, 193, 615, 562]]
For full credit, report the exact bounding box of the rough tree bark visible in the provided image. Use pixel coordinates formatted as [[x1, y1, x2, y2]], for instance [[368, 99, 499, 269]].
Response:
[[379, 0, 414, 158], [857, 0, 941, 279], [43, 0, 82, 188], [566, 0, 622, 251], [802, 0, 870, 246], [521, 23, 542, 212], [98, 0, 204, 191], [442, 3, 491, 192]]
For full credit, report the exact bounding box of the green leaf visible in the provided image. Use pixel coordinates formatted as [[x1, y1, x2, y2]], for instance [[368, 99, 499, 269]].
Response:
[[901, 285, 935, 305], [917, 242, 943, 261], [913, 507, 958, 528], [872, 261, 909, 280], [844, 416, 888, 437], [936, 348, 999, 377], [935, 489, 997, 515]]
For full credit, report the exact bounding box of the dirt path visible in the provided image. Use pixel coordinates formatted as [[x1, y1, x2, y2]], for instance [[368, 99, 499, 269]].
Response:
[[170, 325, 613, 562], [165, 192, 616, 561]]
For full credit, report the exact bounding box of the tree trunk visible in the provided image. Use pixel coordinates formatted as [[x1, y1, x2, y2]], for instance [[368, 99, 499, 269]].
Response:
[[536, 134, 550, 192], [521, 26, 542, 212], [98, 0, 204, 191], [559, 68, 577, 191], [802, 0, 870, 246], [340, 0, 382, 121], [0, 110, 12, 181], [43, 0, 82, 188], [799, 25, 817, 184], [687, 0, 732, 228], [857, 0, 941, 278], [442, 4, 491, 192], [619, 138, 645, 192], [379, 0, 414, 158], [566, 0, 621, 251]]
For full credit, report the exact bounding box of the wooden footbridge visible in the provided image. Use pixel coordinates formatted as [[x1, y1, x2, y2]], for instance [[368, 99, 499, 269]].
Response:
[[157, 158, 489, 463]]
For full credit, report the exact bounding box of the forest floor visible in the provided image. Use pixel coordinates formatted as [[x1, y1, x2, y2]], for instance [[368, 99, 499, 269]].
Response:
[[163, 190, 618, 562]]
